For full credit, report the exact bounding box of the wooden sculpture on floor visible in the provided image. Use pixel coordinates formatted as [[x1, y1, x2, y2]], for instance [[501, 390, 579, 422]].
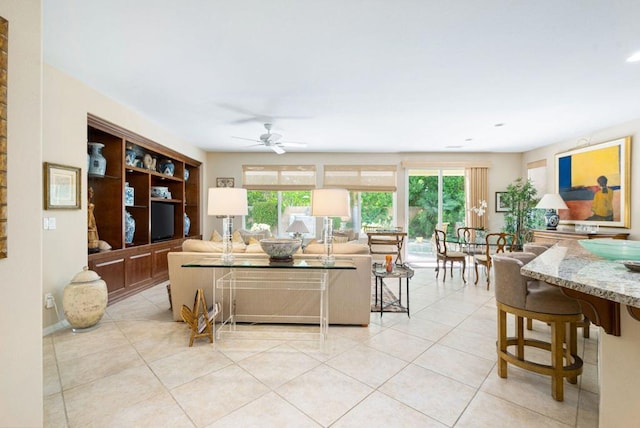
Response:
[[181, 288, 218, 346]]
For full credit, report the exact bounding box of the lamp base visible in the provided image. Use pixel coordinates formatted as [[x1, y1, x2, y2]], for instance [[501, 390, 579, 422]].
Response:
[[321, 254, 335, 266], [544, 209, 560, 230]]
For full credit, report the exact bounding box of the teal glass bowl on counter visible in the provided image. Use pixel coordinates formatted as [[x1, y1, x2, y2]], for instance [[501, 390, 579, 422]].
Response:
[[578, 239, 640, 261]]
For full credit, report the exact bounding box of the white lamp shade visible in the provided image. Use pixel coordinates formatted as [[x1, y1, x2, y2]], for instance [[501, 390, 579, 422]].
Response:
[[311, 188, 350, 217], [286, 220, 309, 234], [536, 193, 568, 210], [207, 187, 248, 216]]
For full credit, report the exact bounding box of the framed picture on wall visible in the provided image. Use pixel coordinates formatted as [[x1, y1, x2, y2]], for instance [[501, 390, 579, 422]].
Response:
[[44, 163, 81, 209], [495, 192, 509, 212], [216, 177, 234, 188], [555, 136, 630, 228]]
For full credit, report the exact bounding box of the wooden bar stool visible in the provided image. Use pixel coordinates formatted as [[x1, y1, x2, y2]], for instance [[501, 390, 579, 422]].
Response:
[[493, 252, 583, 401]]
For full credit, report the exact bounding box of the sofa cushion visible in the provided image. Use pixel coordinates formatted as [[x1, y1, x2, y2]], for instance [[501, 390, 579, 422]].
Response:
[[304, 241, 370, 254], [232, 230, 244, 243], [211, 230, 223, 242], [183, 239, 247, 253]]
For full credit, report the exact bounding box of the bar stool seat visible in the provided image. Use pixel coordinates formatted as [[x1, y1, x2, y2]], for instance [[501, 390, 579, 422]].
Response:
[[493, 252, 583, 401]]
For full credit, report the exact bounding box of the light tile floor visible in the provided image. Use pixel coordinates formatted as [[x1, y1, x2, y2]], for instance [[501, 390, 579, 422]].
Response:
[[44, 268, 599, 427]]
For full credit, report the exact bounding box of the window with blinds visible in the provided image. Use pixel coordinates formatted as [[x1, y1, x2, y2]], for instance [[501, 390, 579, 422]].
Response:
[[242, 165, 316, 190], [323, 165, 397, 191]]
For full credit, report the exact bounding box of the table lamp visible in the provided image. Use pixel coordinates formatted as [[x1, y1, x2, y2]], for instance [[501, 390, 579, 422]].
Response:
[[286, 219, 309, 239], [311, 188, 350, 265], [207, 187, 248, 263], [536, 193, 568, 230]]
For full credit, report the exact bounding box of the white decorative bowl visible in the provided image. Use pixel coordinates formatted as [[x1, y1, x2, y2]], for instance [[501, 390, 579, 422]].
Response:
[[579, 239, 640, 261], [151, 186, 169, 198], [259, 238, 302, 262]]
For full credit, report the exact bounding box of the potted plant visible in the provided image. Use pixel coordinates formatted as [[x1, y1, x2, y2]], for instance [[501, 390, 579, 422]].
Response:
[[501, 178, 543, 247]]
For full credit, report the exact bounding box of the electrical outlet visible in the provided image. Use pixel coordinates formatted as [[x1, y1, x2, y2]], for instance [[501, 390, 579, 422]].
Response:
[[44, 293, 55, 309]]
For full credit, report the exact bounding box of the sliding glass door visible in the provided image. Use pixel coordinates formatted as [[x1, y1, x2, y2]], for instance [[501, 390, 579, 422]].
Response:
[[407, 168, 466, 262]]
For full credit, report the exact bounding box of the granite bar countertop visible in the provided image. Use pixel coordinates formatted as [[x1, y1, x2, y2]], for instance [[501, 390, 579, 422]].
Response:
[[521, 239, 640, 309]]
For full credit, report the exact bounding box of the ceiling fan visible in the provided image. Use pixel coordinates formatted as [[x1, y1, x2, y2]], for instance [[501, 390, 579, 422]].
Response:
[[232, 123, 307, 154]]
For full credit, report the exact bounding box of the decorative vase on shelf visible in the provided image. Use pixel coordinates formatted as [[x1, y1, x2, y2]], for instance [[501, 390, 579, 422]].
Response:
[[159, 159, 175, 176], [88, 142, 107, 176], [184, 213, 191, 236], [184, 168, 189, 181], [63, 267, 108, 332], [125, 210, 135, 244], [124, 182, 134, 207], [125, 145, 137, 166]]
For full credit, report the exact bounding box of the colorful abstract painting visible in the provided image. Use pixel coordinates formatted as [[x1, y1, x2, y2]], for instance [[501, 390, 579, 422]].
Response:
[[555, 137, 630, 228]]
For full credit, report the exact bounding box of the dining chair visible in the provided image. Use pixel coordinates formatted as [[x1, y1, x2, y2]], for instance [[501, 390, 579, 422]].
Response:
[[434, 229, 466, 282], [474, 232, 516, 289]]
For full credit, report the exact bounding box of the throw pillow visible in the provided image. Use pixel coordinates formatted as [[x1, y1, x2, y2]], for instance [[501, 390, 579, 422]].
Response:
[[248, 236, 260, 245], [211, 230, 223, 242], [232, 230, 244, 243]]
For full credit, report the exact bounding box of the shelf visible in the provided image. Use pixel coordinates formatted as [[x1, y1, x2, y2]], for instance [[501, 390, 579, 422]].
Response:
[[89, 173, 120, 180], [150, 170, 182, 182], [150, 197, 182, 203], [87, 114, 201, 304]]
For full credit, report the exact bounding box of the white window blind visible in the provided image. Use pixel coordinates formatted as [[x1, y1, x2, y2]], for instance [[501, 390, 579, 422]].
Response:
[[323, 165, 397, 191], [242, 165, 316, 190]]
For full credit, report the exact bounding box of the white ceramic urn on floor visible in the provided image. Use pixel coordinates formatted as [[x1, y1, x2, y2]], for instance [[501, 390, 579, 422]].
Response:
[[63, 267, 108, 331]]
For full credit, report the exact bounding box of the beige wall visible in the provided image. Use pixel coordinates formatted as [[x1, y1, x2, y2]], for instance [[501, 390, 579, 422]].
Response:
[[41, 65, 207, 329], [523, 117, 640, 239], [0, 0, 43, 426], [205, 151, 523, 239]]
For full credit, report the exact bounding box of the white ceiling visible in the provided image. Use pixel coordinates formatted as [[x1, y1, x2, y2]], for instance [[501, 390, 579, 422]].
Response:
[[43, 0, 640, 154]]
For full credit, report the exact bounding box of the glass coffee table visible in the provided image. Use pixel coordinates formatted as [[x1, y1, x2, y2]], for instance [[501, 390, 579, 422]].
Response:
[[371, 263, 415, 317]]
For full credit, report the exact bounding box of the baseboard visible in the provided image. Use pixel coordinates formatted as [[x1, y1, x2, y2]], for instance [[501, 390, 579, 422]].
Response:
[[43, 319, 70, 337]]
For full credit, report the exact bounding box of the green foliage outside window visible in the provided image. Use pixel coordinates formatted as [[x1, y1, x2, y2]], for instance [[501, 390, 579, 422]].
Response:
[[360, 192, 393, 227], [246, 191, 277, 231], [408, 175, 465, 238]]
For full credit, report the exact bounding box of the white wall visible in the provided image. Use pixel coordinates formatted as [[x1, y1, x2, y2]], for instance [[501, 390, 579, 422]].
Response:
[[41, 65, 207, 329], [205, 151, 523, 239], [523, 117, 640, 239], [0, 1, 43, 426]]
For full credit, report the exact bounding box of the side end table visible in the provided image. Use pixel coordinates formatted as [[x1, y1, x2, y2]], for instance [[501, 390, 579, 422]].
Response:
[[372, 263, 415, 317]]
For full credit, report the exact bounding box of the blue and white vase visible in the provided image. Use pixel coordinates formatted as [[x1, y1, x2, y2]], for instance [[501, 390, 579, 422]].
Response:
[[124, 182, 134, 206], [159, 159, 175, 176], [88, 142, 107, 176], [125, 211, 135, 244], [184, 213, 191, 236], [184, 168, 189, 181], [125, 146, 137, 166]]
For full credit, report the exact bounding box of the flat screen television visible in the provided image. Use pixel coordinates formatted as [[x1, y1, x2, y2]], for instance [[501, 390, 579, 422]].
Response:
[[151, 201, 174, 242]]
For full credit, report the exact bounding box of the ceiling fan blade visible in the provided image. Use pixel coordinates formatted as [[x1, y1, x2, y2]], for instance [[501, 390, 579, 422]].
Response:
[[231, 136, 261, 143], [271, 145, 286, 155], [280, 141, 307, 147], [229, 117, 268, 125]]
